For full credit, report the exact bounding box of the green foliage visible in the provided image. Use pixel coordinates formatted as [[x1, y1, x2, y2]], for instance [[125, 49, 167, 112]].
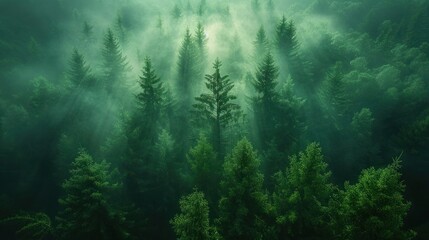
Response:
[[171, 190, 217, 240], [254, 26, 269, 59], [275, 16, 299, 59], [56, 150, 128, 240], [137, 57, 164, 125], [218, 138, 271, 239], [351, 108, 374, 140], [102, 28, 129, 93], [177, 28, 198, 108], [193, 59, 241, 154], [67, 49, 94, 88], [338, 158, 416, 240], [172, 4, 182, 19], [187, 135, 219, 205], [322, 62, 350, 125], [1, 212, 52, 240], [273, 143, 333, 239], [252, 52, 280, 147]]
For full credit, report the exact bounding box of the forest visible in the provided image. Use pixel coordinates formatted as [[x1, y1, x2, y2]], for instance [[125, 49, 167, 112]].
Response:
[[0, 0, 429, 239]]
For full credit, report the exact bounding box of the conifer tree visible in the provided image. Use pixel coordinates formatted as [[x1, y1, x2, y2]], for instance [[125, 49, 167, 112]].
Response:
[[193, 59, 241, 155], [101, 28, 129, 93], [252, 52, 280, 147], [338, 158, 415, 240], [254, 26, 269, 59], [275, 16, 299, 59], [322, 63, 350, 125], [136, 57, 164, 136], [177, 28, 198, 109], [194, 22, 207, 64], [56, 150, 128, 240], [171, 190, 217, 240], [67, 49, 93, 88], [218, 138, 271, 239], [273, 143, 333, 239], [187, 136, 219, 206]]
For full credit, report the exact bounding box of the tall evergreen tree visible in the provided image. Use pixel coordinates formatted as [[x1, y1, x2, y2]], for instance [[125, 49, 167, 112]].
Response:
[[321, 62, 350, 126], [67, 49, 94, 88], [218, 138, 272, 239], [275, 16, 299, 59], [336, 158, 415, 240], [273, 143, 334, 240], [177, 28, 198, 108], [187, 136, 219, 207], [254, 26, 269, 59], [56, 150, 128, 240], [171, 190, 217, 240], [136, 57, 165, 142], [101, 28, 129, 94], [193, 59, 241, 156], [252, 52, 280, 147]]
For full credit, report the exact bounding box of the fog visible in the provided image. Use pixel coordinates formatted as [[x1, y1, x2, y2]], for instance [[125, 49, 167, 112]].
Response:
[[1, 0, 429, 239]]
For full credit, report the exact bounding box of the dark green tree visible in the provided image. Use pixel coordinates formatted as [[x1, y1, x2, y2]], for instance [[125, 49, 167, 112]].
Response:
[[136, 57, 165, 143], [252, 52, 280, 147], [56, 150, 128, 240], [273, 143, 334, 239], [254, 25, 269, 59], [171, 190, 218, 240], [187, 135, 219, 207], [275, 16, 298, 59], [337, 158, 415, 240], [67, 49, 94, 88], [218, 138, 272, 240], [172, 4, 182, 19], [321, 63, 350, 126], [193, 59, 241, 156], [101, 28, 129, 94], [177, 28, 198, 108]]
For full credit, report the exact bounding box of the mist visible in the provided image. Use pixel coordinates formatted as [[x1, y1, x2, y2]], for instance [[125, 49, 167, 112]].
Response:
[[1, 0, 429, 239]]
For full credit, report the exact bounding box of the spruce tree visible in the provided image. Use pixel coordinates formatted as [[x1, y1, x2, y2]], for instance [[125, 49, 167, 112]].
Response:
[[322, 62, 350, 126], [275, 16, 299, 59], [101, 28, 129, 94], [177, 28, 198, 109], [218, 138, 271, 239], [193, 59, 241, 156], [56, 150, 128, 240], [136, 57, 164, 137], [187, 136, 219, 207], [273, 143, 333, 239], [338, 158, 415, 240], [254, 26, 269, 59], [67, 49, 93, 88], [252, 52, 280, 147], [171, 190, 217, 240]]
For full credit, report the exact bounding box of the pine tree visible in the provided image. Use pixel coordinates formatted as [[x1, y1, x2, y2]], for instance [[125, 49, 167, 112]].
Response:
[[275, 16, 299, 59], [56, 150, 128, 240], [177, 28, 198, 109], [337, 158, 415, 240], [254, 26, 269, 59], [193, 59, 241, 156], [273, 143, 334, 239], [136, 57, 164, 133], [252, 52, 280, 147], [322, 62, 350, 126], [218, 138, 271, 239], [67, 49, 94, 88], [187, 136, 219, 206], [172, 4, 182, 19], [194, 22, 207, 63], [101, 28, 129, 93], [171, 190, 217, 240]]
